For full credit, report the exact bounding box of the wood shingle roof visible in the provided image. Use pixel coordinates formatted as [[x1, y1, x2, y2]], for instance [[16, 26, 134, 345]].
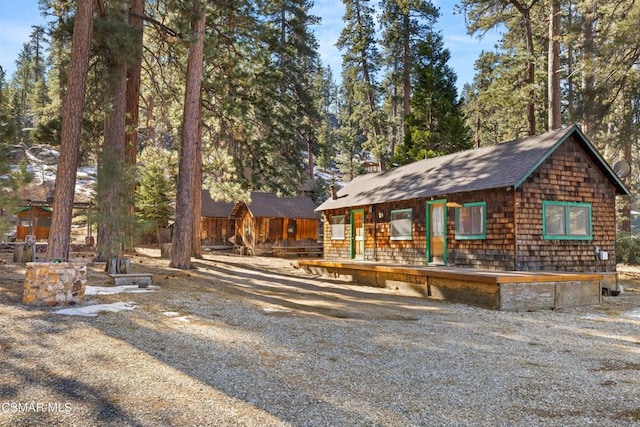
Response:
[[200, 190, 235, 218], [231, 192, 319, 220]]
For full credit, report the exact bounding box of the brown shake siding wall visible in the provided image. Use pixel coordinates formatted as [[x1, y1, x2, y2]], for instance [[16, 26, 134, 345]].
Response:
[[322, 138, 619, 272], [370, 201, 427, 264], [446, 189, 516, 270], [322, 208, 352, 260], [323, 190, 517, 269], [514, 137, 617, 272], [322, 202, 428, 264]]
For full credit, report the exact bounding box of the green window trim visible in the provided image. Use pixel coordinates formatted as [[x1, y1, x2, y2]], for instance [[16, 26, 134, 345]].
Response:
[[455, 202, 486, 240], [542, 201, 593, 240], [390, 208, 413, 241], [330, 215, 346, 240]]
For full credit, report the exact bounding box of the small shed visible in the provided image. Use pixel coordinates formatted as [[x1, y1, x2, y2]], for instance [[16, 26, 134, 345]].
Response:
[[16, 205, 52, 241], [14, 182, 93, 242], [200, 190, 235, 247], [230, 192, 319, 255], [316, 125, 629, 272]]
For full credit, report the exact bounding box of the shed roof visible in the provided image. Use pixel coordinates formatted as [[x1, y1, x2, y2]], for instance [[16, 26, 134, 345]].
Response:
[[17, 182, 92, 207], [317, 125, 629, 211], [201, 190, 235, 218], [231, 192, 319, 220], [16, 206, 53, 214]]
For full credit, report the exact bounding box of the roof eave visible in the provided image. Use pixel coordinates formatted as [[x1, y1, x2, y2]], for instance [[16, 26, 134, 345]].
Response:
[[572, 126, 631, 196]]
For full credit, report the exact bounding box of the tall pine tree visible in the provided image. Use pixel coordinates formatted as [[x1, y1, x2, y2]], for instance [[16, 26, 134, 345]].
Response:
[[337, 0, 387, 170], [394, 32, 471, 165]]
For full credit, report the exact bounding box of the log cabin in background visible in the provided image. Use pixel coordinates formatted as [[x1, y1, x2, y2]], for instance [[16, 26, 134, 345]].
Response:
[[200, 191, 320, 256], [229, 192, 320, 256], [315, 125, 629, 273], [200, 190, 235, 247]]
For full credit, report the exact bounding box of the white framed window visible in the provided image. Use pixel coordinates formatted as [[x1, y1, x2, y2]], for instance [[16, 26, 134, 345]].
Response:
[[390, 208, 413, 240], [330, 215, 345, 240]]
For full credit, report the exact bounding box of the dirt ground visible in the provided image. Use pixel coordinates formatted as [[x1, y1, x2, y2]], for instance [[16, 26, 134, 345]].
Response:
[[3, 247, 639, 318], [1, 248, 639, 426]]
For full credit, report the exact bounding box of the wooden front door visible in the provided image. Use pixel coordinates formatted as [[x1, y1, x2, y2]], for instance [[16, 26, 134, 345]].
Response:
[[426, 200, 446, 265], [350, 209, 365, 260]]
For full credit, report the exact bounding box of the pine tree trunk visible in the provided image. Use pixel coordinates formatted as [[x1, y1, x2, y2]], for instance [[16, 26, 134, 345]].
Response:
[[125, 0, 145, 252], [548, 0, 561, 130], [170, 0, 206, 269], [390, 69, 399, 157], [402, 13, 411, 120], [97, 3, 129, 263], [523, 10, 536, 135], [47, 0, 95, 262], [619, 92, 634, 233], [308, 142, 314, 179], [192, 121, 203, 259], [511, 1, 536, 135], [97, 58, 128, 262], [581, 1, 596, 134], [566, 5, 575, 122]]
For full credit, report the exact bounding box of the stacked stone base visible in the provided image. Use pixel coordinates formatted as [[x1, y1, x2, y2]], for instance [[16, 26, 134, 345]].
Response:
[[22, 262, 87, 307]]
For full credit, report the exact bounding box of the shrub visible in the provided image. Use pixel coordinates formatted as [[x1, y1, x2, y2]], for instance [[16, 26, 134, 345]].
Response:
[[616, 233, 640, 265]]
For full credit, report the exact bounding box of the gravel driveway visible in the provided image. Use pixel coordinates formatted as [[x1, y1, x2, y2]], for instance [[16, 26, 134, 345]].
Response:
[[1, 250, 639, 426]]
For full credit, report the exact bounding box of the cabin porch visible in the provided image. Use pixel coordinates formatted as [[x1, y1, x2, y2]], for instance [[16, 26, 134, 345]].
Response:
[[297, 259, 617, 311]]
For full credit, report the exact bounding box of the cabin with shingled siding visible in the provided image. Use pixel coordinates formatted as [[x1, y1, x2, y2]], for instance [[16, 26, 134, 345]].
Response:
[[316, 125, 628, 273]]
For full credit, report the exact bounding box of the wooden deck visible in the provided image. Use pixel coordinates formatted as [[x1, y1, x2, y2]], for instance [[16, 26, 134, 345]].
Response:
[[297, 259, 617, 311]]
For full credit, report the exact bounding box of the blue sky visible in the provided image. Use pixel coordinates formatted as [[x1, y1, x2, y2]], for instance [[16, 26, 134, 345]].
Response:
[[0, 0, 500, 94], [0, 1, 47, 74]]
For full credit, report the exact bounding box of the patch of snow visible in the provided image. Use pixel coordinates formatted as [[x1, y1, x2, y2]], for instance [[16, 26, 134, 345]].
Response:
[[579, 314, 606, 321], [315, 170, 341, 182], [76, 167, 97, 180], [621, 308, 640, 319], [54, 302, 136, 316], [163, 311, 191, 322], [86, 285, 155, 295]]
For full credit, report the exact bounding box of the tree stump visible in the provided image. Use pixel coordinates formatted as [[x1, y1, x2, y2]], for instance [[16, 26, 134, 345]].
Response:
[[13, 245, 24, 263], [105, 257, 131, 274], [13, 235, 36, 263], [160, 243, 172, 259]]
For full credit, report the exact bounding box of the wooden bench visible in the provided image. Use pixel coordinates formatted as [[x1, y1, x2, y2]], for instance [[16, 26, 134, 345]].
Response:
[[109, 273, 153, 288], [232, 245, 253, 256]]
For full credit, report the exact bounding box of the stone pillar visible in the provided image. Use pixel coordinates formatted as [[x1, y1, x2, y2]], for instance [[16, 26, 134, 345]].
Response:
[[22, 262, 87, 307]]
